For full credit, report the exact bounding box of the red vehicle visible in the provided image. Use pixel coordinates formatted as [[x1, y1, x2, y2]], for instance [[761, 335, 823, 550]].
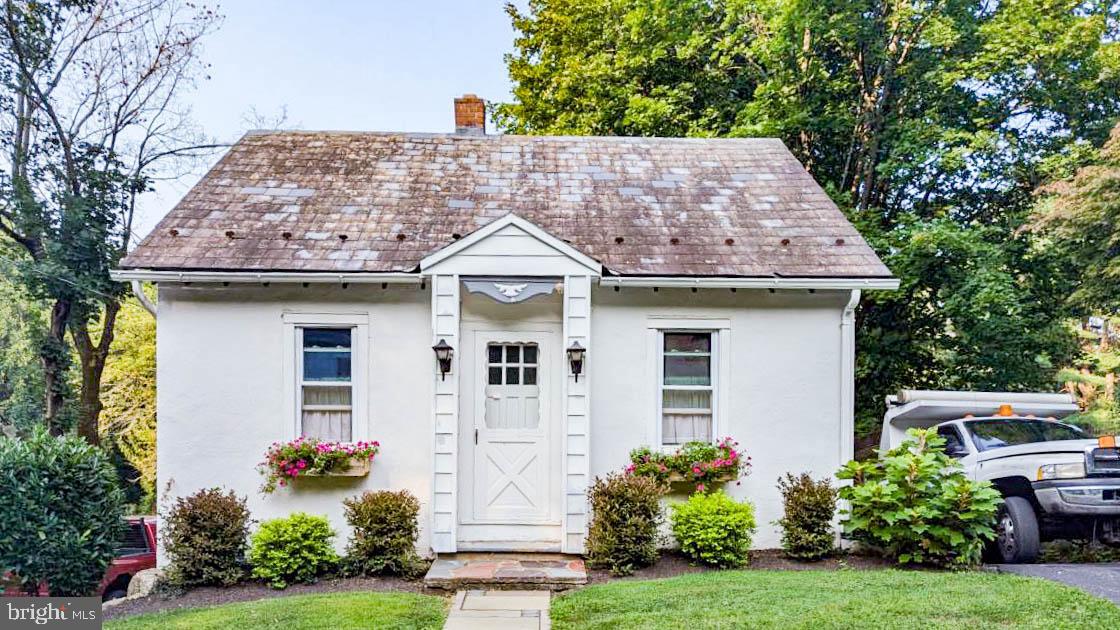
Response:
[[3, 516, 157, 600]]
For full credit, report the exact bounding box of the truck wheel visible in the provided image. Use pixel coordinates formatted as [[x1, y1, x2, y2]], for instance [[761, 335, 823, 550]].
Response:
[[994, 496, 1040, 564]]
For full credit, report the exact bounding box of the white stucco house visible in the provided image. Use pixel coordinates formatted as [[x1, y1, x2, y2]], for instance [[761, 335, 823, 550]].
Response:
[[114, 96, 897, 557]]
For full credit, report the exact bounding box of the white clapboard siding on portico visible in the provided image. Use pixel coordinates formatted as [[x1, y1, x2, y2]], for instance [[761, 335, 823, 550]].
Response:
[[420, 214, 601, 278], [562, 274, 592, 553], [431, 274, 460, 552]]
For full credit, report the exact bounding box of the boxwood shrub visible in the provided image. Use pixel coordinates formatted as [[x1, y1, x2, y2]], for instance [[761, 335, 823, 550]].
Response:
[[249, 512, 339, 588], [163, 487, 252, 586], [585, 473, 664, 576], [0, 430, 125, 596], [671, 491, 756, 568], [342, 490, 424, 578]]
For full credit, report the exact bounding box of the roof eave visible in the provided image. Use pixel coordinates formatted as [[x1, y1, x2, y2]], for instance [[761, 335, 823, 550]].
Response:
[[598, 276, 899, 290]]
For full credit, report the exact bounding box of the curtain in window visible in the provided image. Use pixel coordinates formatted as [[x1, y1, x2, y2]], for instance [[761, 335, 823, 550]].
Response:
[[301, 386, 352, 442]]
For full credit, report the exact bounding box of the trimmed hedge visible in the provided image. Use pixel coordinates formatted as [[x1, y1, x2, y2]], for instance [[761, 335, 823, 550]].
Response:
[[163, 488, 252, 586], [342, 490, 424, 578], [585, 473, 663, 576]]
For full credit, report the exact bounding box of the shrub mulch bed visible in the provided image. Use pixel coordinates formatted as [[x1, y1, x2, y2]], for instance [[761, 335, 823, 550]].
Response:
[[586, 549, 892, 584], [102, 575, 444, 620], [106, 550, 893, 620]]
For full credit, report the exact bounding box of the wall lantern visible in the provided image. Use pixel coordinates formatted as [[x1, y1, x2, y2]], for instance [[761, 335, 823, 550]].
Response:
[[432, 339, 454, 380], [567, 341, 586, 382]]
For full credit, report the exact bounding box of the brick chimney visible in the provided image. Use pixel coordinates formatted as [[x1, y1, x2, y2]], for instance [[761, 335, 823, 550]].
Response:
[[454, 94, 486, 135]]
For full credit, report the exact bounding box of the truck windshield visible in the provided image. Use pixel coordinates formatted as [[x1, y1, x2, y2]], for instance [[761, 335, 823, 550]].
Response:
[[965, 419, 1085, 452]]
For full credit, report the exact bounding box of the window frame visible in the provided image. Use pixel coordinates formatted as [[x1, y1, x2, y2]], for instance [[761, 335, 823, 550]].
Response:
[[282, 312, 369, 442], [647, 319, 731, 450]]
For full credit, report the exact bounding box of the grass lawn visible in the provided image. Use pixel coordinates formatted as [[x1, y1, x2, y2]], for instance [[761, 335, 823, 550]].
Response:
[[551, 569, 1120, 629], [105, 591, 448, 630]]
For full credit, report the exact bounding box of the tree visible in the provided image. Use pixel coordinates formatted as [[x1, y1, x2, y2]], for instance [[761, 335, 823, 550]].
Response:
[[1032, 124, 1120, 314], [0, 0, 220, 441], [100, 292, 156, 506], [497, 0, 1120, 434]]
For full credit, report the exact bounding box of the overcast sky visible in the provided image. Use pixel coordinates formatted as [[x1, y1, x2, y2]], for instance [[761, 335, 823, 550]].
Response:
[[136, 0, 517, 237]]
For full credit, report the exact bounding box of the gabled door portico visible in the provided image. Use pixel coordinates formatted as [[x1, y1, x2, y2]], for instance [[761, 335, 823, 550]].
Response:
[[421, 214, 599, 554]]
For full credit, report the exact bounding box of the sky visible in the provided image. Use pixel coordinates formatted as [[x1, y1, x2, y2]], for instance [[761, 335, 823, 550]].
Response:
[[136, 0, 517, 237]]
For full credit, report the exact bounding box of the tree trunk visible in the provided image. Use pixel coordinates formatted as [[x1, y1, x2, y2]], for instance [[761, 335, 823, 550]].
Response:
[[71, 300, 121, 445], [42, 298, 72, 435]]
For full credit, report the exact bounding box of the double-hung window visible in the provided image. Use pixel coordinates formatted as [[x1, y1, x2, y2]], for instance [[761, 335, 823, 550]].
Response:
[[298, 327, 354, 441], [652, 323, 728, 447]]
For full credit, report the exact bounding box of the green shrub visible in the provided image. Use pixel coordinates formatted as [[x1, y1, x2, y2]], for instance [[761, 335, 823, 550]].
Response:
[[342, 490, 424, 578], [585, 473, 664, 576], [249, 513, 339, 588], [0, 430, 125, 595], [837, 428, 1003, 567], [670, 491, 756, 568], [776, 473, 837, 560], [163, 488, 252, 586]]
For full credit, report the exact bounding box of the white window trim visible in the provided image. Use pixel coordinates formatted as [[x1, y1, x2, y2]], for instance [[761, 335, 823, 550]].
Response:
[[647, 318, 731, 450], [282, 312, 370, 442]]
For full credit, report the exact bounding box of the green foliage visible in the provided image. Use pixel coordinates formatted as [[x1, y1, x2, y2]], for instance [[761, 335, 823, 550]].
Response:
[[499, 0, 1120, 440], [249, 513, 339, 589], [342, 490, 424, 578], [163, 488, 252, 587], [100, 292, 157, 508], [0, 277, 53, 431], [0, 430, 124, 595], [670, 491, 756, 568], [837, 428, 1003, 567], [775, 473, 837, 560], [585, 473, 664, 576], [1032, 114, 1120, 313], [627, 437, 750, 491]]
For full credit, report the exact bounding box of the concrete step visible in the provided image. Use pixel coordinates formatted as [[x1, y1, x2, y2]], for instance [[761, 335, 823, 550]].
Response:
[[424, 553, 587, 591]]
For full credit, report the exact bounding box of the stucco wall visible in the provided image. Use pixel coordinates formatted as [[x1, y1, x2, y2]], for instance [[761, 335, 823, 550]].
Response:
[[588, 287, 850, 548], [155, 284, 434, 562], [156, 282, 850, 558]]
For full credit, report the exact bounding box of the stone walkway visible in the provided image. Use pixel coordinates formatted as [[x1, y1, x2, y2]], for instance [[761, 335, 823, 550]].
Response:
[[444, 589, 551, 630]]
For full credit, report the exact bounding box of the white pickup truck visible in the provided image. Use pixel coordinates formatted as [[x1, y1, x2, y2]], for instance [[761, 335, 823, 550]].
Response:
[[882, 390, 1120, 563]]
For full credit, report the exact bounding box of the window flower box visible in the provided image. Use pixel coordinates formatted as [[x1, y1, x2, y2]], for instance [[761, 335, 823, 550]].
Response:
[[626, 437, 750, 493], [258, 437, 379, 494]]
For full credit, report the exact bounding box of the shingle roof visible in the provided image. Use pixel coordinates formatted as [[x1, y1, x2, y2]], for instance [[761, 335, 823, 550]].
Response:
[[121, 131, 892, 278]]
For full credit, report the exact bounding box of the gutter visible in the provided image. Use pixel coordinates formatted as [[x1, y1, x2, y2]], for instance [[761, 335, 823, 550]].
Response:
[[597, 276, 899, 290], [109, 269, 423, 284]]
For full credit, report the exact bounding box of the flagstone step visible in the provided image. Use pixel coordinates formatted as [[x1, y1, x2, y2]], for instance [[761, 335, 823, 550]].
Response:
[[424, 553, 587, 590]]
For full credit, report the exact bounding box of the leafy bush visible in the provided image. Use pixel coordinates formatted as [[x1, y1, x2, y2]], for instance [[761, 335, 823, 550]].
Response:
[[585, 473, 664, 576], [670, 491, 756, 568], [258, 437, 379, 493], [627, 437, 751, 491], [249, 513, 339, 588], [0, 430, 124, 595], [342, 490, 424, 578], [837, 428, 1002, 567], [163, 488, 252, 586], [776, 473, 837, 560]]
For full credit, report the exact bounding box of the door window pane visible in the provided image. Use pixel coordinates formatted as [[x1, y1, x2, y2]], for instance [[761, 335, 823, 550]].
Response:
[[505, 345, 520, 363], [523, 367, 537, 385], [488, 345, 502, 363], [505, 366, 520, 385], [488, 367, 503, 385], [523, 345, 538, 364]]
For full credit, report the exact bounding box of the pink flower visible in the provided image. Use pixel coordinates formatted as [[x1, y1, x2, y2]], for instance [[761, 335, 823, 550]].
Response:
[[696, 483, 706, 493]]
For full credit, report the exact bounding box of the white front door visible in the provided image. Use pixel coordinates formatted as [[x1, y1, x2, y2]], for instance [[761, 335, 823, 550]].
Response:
[[458, 329, 561, 550]]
